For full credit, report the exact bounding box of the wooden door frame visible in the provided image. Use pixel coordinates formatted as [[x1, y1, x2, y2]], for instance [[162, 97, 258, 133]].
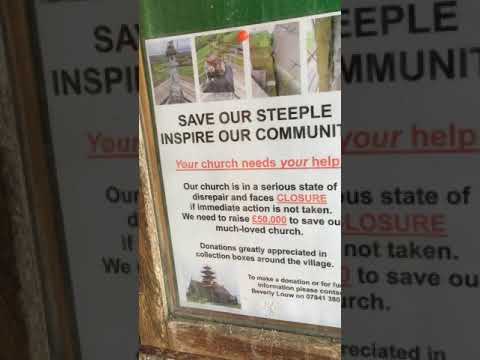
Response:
[[139, 49, 341, 359], [0, 1, 80, 359]]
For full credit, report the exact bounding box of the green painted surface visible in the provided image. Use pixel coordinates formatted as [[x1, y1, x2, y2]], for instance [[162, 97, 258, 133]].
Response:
[[141, 0, 340, 39]]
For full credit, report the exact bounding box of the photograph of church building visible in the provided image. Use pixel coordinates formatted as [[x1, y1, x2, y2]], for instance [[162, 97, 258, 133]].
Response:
[[186, 265, 240, 308]]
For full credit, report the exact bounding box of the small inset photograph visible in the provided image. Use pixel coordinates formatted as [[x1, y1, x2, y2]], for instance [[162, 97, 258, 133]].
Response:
[[195, 31, 246, 102], [306, 16, 341, 93], [148, 38, 196, 105], [249, 22, 301, 97], [186, 265, 241, 309]]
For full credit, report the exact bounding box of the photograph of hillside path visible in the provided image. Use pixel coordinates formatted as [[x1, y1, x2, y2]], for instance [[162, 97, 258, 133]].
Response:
[[195, 31, 245, 102]]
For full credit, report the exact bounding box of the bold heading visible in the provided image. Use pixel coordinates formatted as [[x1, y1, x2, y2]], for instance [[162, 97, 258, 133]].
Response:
[[341, 1, 480, 84], [50, 24, 138, 97], [160, 104, 340, 145], [342, 1, 458, 39]]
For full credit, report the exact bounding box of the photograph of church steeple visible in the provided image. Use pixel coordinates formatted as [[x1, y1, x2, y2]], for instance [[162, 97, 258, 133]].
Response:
[[148, 38, 196, 105], [186, 265, 240, 308]]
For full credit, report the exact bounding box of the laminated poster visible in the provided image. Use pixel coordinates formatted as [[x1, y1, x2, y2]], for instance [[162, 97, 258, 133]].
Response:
[[144, 2, 341, 329]]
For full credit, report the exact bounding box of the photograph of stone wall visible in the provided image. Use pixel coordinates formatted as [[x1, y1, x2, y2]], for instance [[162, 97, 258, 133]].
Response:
[[249, 22, 301, 98], [148, 38, 196, 105]]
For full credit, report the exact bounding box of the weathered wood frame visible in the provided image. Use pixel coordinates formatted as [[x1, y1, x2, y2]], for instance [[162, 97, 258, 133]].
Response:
[[139, 47, 341, 359], [0, 1, 80, 359]]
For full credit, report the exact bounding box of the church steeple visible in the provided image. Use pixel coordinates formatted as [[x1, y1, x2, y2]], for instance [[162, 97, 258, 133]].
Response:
[[200, 265, 216, 287]]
